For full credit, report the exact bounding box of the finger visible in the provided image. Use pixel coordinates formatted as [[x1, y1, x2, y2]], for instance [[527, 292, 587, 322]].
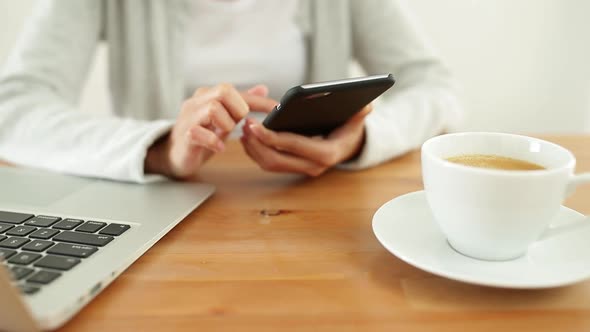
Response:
[[192, 86, 210, 97], [241, 132, 327, 177], [329, 104, 373, 139], [353, 103, 373, 121], [246, 84, 269, 97], [188, 126, 225, 153], [201, 100, 236, 134], [245, 118, 339, 167], [193, 83, 249, 122], [240, 93, 278, 113]]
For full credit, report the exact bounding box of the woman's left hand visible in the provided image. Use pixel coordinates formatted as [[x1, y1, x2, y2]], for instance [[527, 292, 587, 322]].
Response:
[[240, 104, 372, 176]]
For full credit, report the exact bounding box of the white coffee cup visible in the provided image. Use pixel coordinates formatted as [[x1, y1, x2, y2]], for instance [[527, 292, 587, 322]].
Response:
[[421, 132, 590, 261]]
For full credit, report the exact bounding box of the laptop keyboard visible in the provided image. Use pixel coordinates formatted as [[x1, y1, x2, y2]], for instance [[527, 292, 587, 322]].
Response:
[[0, 210, 130, 295]]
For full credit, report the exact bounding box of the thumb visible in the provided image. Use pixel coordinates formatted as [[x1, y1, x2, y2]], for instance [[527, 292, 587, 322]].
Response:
[[351, 103, 373, 122], [247, 84, 269, 97], [328, 104, 373, 139]]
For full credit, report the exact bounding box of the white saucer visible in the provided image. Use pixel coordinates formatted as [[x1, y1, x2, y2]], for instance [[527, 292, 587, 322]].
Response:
[[372, 191, 590, 289]]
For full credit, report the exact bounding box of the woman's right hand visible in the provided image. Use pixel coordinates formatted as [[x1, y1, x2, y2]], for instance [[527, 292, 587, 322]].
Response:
[[145, 83, 277, 179]]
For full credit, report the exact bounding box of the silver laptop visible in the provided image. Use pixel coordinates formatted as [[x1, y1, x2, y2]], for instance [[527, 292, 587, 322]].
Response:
[[0, 166, 214, 331]]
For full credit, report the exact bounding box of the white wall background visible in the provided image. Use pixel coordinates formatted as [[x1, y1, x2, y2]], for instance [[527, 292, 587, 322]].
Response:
[[409, 0, 590, 133], [1, 1, 589, 133]]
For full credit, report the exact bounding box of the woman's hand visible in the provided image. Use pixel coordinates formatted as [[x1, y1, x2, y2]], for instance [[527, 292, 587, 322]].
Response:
[[240, 104, 372, 177], [145, 83, 276, 179]]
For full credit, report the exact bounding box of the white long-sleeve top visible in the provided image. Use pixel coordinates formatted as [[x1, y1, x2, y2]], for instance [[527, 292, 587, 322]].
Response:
[[0, 0, 462, 183], [184, 0, 306, 102], [183, 0, 307, 131]]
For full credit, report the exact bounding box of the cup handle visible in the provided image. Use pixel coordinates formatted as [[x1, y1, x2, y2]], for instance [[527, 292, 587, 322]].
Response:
[[539, 173, 590, 241], [539, 216, 590, 241], [566, 173, 590, 196]]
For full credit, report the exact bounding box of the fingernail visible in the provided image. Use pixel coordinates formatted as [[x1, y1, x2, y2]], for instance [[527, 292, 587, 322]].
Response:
[[186, 129, 196, 142], [216, 141, 225, 152], [248, 123, 260, 136]]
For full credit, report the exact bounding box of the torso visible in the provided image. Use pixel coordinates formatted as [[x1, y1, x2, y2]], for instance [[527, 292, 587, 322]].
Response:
[[183, 0, 307, 104]]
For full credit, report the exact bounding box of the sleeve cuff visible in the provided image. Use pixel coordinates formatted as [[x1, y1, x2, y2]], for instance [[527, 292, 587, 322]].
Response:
[[129, 119, 174, 183], [336, 113, 399, 171]]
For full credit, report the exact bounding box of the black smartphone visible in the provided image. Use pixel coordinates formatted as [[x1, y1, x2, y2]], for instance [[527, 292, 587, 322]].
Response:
[[262, 74, 395, 136]]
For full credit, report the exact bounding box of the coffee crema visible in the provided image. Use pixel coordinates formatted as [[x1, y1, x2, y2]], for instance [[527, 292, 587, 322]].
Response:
[[445, 154, 545, 171]]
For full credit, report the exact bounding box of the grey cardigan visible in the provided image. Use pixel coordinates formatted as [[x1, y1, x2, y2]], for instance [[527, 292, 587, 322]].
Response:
[[0, 0, 461, 182]]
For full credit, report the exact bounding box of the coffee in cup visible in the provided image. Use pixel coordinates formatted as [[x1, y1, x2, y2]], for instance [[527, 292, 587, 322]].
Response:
[[446, 154, 545, 171]]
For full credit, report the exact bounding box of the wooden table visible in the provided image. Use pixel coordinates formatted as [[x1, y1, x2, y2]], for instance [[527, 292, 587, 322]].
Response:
[[60, 136, 590, 332]]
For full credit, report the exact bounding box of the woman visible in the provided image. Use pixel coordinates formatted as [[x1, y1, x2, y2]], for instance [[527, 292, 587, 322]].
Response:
[[0, 0, 461, 182]]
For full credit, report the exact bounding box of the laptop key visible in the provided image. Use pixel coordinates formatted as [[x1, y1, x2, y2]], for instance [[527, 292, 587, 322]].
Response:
[[0, 237, 30, 249], [11, 266, 35, 280], [27, 270, 61, 284], [53, 231, 113, 247], [0, 248, 16, 260], [53, 218, 83, 230], [0, 223, 14, 234], [29, 228, 60, 240], [6, 225, 37, 237], [22, 240, 55, 252], [99, 223, 130, 236], [76, 221, 106, 233], [20, 284, 40, 295], [24, 215, 61, 227], [8, 252, 42, 265], [34, 255, 80, 271], [0, 211, 33, 224], [47, 243, 97, 258]]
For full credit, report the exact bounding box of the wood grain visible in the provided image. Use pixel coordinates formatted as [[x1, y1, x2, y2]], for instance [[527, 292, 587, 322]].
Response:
[[54, 136, 590, 332]]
